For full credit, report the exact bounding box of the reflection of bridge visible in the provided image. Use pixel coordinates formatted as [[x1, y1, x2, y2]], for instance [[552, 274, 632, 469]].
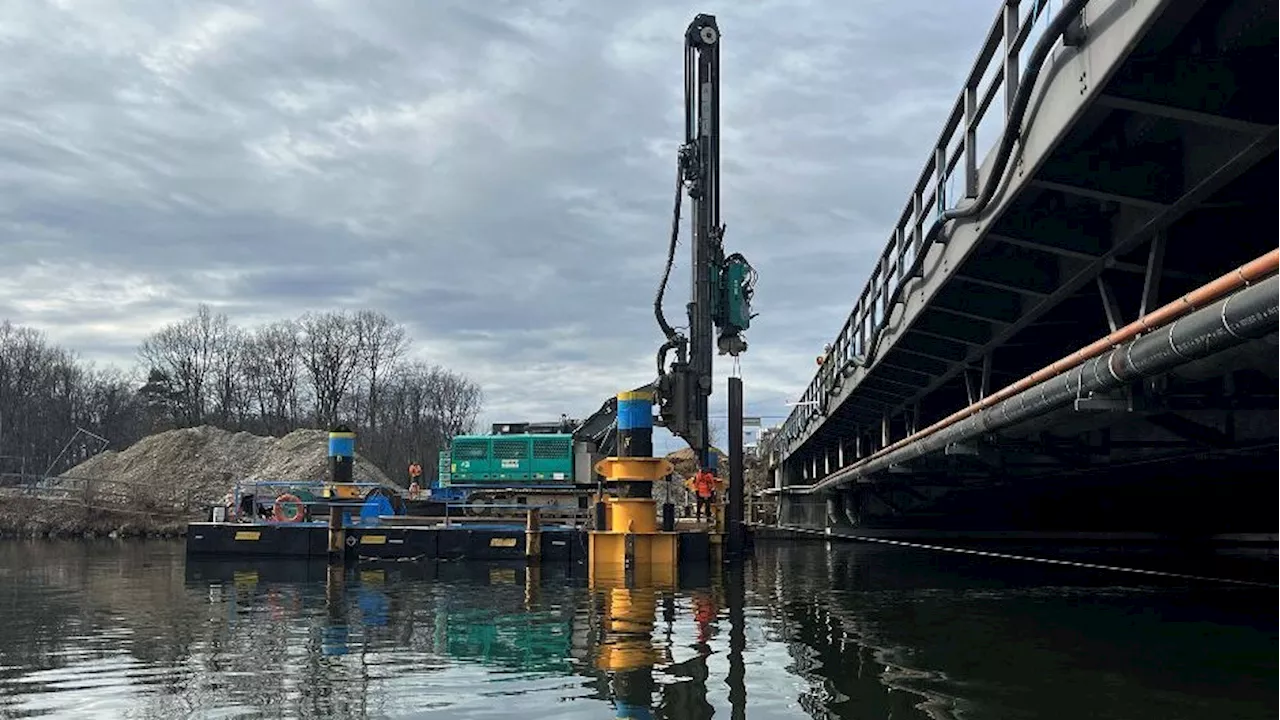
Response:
[[767, 0, 1277, 534]]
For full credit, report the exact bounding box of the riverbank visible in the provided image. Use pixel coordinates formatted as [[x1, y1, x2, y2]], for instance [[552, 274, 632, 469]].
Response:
[[0, 494, 188, 538], [0, 425, 397, 539]]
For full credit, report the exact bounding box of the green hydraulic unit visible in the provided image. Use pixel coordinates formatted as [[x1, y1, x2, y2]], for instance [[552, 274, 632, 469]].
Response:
[[446, 434, 575, 483]]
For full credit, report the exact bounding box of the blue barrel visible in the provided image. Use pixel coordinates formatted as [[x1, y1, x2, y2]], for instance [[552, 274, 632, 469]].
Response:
[[329, 426, 355, 484], [616, 391, 653, 458], [328, 433, 355, 459]]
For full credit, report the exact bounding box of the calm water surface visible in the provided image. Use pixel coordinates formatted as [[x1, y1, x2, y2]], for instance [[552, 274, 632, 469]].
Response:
[[0, 539, 1274, 719]]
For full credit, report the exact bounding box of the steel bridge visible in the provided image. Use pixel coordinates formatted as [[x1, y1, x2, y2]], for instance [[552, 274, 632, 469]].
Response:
[[765, 0, 1277, 536]]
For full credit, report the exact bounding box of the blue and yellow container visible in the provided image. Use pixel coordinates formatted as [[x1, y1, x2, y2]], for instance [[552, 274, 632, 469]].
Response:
[[328, 427, 356, 484], [616, 390, 654, 458]]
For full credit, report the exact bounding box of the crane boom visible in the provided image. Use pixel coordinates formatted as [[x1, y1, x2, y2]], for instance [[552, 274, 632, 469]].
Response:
[[654, 13, 756, 472]]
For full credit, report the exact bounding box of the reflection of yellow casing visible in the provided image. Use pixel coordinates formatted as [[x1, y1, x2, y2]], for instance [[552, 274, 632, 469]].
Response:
[[594, 586, 672, 672], [597, 639, 664, 672], [588, 532, 678, 587]]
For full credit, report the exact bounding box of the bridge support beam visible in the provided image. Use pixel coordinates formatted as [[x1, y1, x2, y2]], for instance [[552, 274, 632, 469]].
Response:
[[1096, 275, 1123, 333], [1139, 233, 1166, 318]]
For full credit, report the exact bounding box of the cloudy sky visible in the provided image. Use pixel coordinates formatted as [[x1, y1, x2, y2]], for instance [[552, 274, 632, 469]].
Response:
[[0, 0, 999, 452]]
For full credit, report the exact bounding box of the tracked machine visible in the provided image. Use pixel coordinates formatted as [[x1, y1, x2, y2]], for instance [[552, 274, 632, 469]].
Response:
[[430, 388, 650, 517]]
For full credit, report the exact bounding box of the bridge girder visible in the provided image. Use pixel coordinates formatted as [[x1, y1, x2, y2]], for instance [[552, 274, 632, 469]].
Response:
[[774, 0, 1277, 496]]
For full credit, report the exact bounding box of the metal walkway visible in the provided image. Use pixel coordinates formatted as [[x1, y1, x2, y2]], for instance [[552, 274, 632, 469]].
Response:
[[764, 0, 1277, 531]]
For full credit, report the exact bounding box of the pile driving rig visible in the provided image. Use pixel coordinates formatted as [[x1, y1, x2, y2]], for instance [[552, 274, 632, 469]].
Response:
[[653, 13, 756, 472], [434, 14, 755, 523], [587, 13, 757, 576]]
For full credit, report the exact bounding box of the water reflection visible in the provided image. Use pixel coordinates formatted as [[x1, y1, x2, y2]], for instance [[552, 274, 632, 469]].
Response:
[[585, 561, 743, 720], [182, 555, 745, 719], [0, 539, 1274, 719]]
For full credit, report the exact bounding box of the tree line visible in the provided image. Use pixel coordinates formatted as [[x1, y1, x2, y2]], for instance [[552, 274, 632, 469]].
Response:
[[0, 306, 483, 484]]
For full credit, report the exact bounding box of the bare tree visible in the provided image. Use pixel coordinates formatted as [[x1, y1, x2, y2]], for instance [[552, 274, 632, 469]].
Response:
[[80, 365, 146, 442], [244, 319, 303, 434], [210, 323, 248, 427], [2, 306, 486, 485], [428, 364, 483, 441], [353, 309, 409, 432], [137, 325, 195, 425], [299, 311, 364, 428], [1, 321, 146, 476], [708, 418, 725, 449], [362, 360, 483, 484], [136, 304, 229, 425]]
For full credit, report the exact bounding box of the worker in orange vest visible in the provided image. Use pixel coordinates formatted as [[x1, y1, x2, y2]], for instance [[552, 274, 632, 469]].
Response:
[[690, 468, 717, 522], [816, 342, 832, 366], [407, 461, 422, 488]]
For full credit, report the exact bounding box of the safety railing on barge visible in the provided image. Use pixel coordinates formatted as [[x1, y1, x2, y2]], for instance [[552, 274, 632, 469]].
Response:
[[428, 502, 592, 530], [222, 479, 393, 524], [223, 478, 594, 529], [775, 0, 1073, 455]]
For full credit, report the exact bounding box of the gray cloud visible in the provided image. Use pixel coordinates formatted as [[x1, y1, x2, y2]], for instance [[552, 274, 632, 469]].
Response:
[[0, 0, 996, 451]]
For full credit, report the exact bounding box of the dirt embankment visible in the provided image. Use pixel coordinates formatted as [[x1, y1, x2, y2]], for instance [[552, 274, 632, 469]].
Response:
[[664, 446, 729, 480], [655, 446, 729, 507], [0, 426, 394, 539], [656, 446, 773, 508]]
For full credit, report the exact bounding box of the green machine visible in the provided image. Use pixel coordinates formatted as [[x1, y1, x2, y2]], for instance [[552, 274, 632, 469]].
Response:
[[432, 432, 598, 514], [429, 386, 657, 514], [710, 253, 757, 352], [446, 434, 575, 483]]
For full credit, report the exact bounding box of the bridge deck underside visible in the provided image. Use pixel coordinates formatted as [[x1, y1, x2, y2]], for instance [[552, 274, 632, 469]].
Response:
[[784, 0, 1277, 524]]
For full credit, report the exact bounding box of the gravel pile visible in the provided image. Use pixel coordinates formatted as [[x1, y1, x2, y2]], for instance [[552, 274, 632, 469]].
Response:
[[655, 446, 729, 509], [64, 425, 394, 506], [664, 446, 729, 480], [0, 426, 395, 538]]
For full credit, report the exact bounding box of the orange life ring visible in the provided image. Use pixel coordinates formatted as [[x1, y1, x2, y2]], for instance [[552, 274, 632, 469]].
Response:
[[273, 493, 306, 523]]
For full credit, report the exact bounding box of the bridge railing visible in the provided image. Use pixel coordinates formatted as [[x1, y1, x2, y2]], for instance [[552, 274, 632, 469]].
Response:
[[778, 0, 1069, 456]]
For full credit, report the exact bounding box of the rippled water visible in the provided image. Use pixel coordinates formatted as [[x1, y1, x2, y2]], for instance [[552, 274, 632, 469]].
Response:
[[0, 539, 1274, 719]]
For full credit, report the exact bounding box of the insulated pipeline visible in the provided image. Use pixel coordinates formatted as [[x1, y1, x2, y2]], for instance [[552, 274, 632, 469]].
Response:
[[794, 267, 1279, 494]]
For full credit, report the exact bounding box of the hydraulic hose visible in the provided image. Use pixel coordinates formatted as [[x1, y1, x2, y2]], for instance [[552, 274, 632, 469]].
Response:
[[942, 0, 1090, 222], [655, 157, 684, 345], [655, 158, 687, 376]]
